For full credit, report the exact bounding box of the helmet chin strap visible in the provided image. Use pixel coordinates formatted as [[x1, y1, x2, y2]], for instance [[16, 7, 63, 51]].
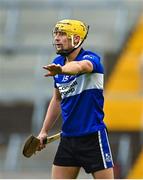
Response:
[[56, 48, 76, 57], [71, 35, 82, 49], [55, 35, 83, 57]]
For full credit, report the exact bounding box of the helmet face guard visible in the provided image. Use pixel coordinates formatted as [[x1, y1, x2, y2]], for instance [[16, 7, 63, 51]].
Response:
[[53, 19, 89, 56]]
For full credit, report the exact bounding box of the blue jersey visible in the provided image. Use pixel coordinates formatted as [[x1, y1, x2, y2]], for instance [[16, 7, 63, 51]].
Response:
[[53, 49, 106, 136]]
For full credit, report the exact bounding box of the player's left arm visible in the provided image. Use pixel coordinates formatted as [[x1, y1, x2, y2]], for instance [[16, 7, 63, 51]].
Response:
[[43, 60, 93, 76]]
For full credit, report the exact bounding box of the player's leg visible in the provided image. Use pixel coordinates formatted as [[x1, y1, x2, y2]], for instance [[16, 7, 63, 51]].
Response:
[[91, 129, 114, 179], [52, 136, 81, 179], [78, 129, 114, 178], [51, 165, 80, 179], [92, 167, 114, 179]]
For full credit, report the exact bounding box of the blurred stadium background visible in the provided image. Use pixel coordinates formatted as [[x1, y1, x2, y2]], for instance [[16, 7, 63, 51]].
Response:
[[0, 0, 143, 178]]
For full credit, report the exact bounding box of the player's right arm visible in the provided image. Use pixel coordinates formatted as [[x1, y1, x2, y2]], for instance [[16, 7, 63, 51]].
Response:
[[37, 88, 61, 149]]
